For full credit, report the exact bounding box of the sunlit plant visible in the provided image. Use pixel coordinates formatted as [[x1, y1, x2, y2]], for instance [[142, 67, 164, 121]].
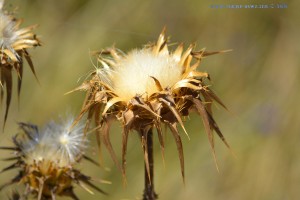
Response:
[[0, 0, 40, 127], [72, 28, 231, 199], [0, 118, 106, 200]]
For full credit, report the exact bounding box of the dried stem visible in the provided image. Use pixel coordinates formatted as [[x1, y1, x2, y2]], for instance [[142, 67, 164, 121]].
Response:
[[142, 129, 158, 200]]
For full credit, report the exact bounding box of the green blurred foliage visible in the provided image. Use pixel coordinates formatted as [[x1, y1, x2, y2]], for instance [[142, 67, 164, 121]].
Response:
[[1, 0, 299, 199]]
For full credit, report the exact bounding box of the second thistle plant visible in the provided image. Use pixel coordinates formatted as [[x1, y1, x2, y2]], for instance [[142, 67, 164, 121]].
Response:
[[0, 1, 40, 127], [0, 118, 106, 200]]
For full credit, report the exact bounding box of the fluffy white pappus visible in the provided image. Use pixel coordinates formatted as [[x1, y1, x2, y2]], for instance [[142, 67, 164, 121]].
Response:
[[22, 119, 86, 167], [0, 11, 18, 55], [108, 49, 182, 101]]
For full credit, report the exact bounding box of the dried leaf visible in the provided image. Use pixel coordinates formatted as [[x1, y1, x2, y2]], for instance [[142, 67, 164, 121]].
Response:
[[65, 81, 91, 95], [153, 27, 167, 55], [16, 61, 23, 107], [173, 81, 202, 91], [0, 172, 23, 191], [173, 43, 183, 62], [159, 96, 189, 140], [150, 76, 163, 91], [180, 44, 194, 69], [94, 103, 104, 167], [167, 122, 185, 183], [0, 162, 20, 174], [1, 157, 19, 161], [0, 147, 19, 151], [18, 122, 39, 141], [102, 97, 124, 115], [71, 101, 94, 130], [206, 89, 228, 110], [15, 25, 39, 36], [155, 121, 165, 166], [101, 115, 121, 171], [78, 181, 94, 195], [83, 155, 99, 166], [78, 174, 108, 195], [188, 96, 219, 171], [185, 71, 210, 80], [130, 97, 161, 119], [24, 50, 39, 84], [3, 49, 18, 61], [1, 66, 13, 129], [207, 112, 231, 150]]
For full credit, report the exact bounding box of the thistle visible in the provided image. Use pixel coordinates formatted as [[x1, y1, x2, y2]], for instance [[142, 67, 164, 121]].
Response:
[[0, 118, 106, 200], [0, 1, 41, 127], [72, 28, 231, 199], [8, 190, 27, 200]]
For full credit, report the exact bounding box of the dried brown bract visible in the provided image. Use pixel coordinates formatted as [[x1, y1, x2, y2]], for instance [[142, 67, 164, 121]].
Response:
[[0, 3, 41, 127], [8, 190, 27, 200], [71, 28, 231, 182], [0, 119, 106, 200]]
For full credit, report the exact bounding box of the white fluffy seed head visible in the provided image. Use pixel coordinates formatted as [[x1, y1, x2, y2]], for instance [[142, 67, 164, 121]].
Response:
[[0, 11, 18, 52], [107, 49, 182, 101], [22, 119, 86, 167]]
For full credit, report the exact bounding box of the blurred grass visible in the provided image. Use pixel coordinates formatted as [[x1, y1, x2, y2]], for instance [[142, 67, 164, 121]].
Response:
[[1, 0, 299, 199]]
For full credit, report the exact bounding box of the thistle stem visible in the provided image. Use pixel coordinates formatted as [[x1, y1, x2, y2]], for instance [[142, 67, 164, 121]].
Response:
[[142, 129, 158, 200]]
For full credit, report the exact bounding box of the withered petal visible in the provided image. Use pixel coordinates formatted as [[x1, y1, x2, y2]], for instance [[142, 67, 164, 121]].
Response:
[[167, 122, 185, 183], [188, 96, 219, 171], [23, 50, 39, 84], [101, 115, 121, 171]]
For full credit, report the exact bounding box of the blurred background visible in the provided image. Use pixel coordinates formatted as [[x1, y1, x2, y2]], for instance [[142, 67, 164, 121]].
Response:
[[0, 0, 299, 199]]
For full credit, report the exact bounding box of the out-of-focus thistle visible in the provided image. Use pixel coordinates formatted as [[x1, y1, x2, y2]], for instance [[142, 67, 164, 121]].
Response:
[[71, 28, 231, 199], [0, 118, 106, 200], [0, 0, 41, 127], [8, 190, 27, 200]]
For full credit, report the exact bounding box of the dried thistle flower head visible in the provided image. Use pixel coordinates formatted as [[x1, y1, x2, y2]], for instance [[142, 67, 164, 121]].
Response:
[[72, 28, 231, 181], [0, 118, 106, 200], [0, 2, 41, 127]]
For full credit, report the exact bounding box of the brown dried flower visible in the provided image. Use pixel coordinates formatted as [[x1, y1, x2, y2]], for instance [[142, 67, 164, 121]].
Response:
[[71, 28, 231, 182], [0, 2, 41, 127], [0, 118, 106, 200]]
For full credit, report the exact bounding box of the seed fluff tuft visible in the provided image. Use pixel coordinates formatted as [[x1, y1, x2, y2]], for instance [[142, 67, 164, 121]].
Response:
[[108, 48, 182, 101]]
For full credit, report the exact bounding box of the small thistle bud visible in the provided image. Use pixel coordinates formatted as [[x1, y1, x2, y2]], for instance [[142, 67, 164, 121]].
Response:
[[0, 1, 41, 127], [0, 118, 106, 200]]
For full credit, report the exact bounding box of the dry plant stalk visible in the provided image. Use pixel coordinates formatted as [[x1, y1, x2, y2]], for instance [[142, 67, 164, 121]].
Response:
[[0, 2, 41, 127], [0, 118, 106, 200], [72, 28, 231, 179]]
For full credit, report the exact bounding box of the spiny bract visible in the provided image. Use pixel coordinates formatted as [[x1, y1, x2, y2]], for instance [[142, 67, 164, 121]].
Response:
[[0, 118, 106, 200], [0, 2, 40, 127], [72, 28, 231, 182]]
